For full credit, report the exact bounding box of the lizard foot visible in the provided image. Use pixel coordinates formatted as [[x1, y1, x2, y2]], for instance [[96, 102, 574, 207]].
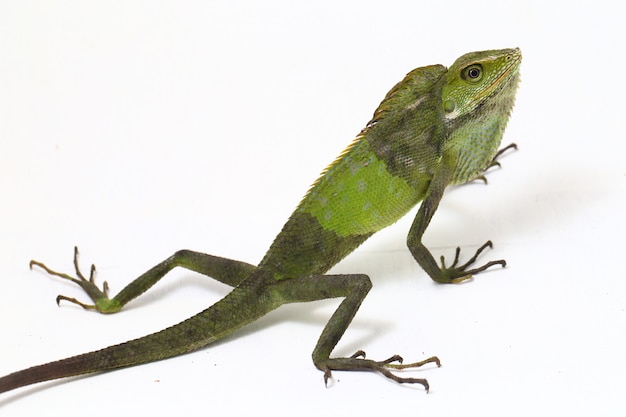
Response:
[[474, 143, 518, 184], [320, 351, 440, 392], [30, 246, 121, 313], [438, 240, 506, 283]]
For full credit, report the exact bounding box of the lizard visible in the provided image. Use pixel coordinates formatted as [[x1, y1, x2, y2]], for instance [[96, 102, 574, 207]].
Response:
[[0, 48, 521, 395]]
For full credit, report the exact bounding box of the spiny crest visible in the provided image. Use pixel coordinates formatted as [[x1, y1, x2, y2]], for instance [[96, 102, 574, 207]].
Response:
[[298, 132, 364, 205], [298, 63, 447, 204], [367, 64, 446, 128]]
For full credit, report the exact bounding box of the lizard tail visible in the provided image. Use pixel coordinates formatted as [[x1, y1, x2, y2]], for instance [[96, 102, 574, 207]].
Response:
[[0, 312, 217, 394], [0, 278, 279, 394]]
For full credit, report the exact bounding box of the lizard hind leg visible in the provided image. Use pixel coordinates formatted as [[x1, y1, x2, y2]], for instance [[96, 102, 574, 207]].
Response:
[[273, 273, 440, 391], [29, 246, 257, 314]]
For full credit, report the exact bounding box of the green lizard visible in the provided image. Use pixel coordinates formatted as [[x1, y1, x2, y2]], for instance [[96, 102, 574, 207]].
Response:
[[0, 48, 521, 395]]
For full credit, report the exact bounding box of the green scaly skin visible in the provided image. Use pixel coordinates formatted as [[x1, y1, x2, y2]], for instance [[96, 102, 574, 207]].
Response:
[[0, 48, 521, 395]]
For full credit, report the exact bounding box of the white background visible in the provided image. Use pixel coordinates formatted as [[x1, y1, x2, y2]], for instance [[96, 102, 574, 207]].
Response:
[[1, 1, 624, 415]]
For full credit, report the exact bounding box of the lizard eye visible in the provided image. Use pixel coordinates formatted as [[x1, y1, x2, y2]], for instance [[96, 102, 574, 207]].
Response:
[[463, 64, 483, 81]]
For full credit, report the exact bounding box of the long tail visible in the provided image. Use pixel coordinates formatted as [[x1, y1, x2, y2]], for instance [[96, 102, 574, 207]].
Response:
[[0, 279, 278, 394], [0, 311, 217, 394]]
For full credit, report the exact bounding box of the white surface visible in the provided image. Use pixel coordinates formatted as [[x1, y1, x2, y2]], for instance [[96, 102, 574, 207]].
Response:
[[1, 1, 624, 415]]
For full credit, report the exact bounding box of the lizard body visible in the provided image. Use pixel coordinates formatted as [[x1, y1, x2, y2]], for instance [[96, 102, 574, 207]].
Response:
[[0, 48, 521, 395]]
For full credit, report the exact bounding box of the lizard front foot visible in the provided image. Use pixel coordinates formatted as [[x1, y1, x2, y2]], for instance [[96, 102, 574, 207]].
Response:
[[436, 240, 506, 284], [30, 246, 121, 314], [319, 351, 441, 392], [474, 143, 518, 184]]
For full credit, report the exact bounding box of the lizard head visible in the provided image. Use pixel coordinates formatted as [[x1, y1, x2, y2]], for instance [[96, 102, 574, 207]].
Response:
[[442, 48, 521, 120]]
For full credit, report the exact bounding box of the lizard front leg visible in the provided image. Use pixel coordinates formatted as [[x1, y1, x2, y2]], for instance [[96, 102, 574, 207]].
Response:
[[407, 163, 506, 284]]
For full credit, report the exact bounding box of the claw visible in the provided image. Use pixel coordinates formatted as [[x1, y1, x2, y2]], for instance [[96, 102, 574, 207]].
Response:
[[350, 350, 366, 359], [493, 143, 518, 160], [323, 369, 332, 387], [386, 356, 441, 370], [380, 354, 404, 365], [56, 295, 97, 310]]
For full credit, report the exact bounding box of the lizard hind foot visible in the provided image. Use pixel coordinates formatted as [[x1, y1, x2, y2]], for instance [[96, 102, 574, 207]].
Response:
[[320, 352, 441, 392], [29, 246, 121, 314]]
